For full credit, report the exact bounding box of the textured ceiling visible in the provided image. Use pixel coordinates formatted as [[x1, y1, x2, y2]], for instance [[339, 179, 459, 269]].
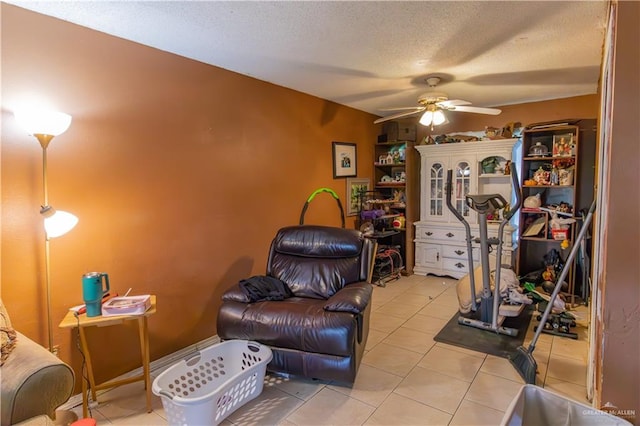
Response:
[[4, 1, 609, 121]]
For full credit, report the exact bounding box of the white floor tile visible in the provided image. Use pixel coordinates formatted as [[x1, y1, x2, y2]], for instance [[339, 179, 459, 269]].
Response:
[[464, 371, 523, 412], [285, 388, 375, 425], [449, 399, 506, 426], [364, 392, 452, 425], [381, 326, 436, 354], [327, 364, 403, 407], [226, 385, 305, 426], [361, 342, 423, 377], [417, 302, 458, 321], [418, 345, 484, 382], [264, 372, 327, 401], [546, 354, 588, 386], [394, 367, 471, 414], [480, 355, 526, 384]]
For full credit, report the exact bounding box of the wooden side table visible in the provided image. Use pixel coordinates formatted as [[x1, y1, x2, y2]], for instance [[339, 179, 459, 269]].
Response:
[[59, 295, 156, 418]]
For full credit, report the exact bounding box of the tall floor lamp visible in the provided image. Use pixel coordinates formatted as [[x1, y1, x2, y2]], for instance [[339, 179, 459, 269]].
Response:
[[14, 108, 78, 353]]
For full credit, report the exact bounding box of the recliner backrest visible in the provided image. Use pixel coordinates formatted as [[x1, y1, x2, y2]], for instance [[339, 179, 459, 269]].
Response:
[[266, 225, 373, 299]]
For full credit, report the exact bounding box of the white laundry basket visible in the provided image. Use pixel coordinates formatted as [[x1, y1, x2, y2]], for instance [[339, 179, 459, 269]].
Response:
[[152, 340, 272, 426], [501, 384, 632, 426]]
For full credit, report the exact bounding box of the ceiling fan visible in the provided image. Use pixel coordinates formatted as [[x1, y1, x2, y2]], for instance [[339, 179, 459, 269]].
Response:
[[373, 77, 502, 129]]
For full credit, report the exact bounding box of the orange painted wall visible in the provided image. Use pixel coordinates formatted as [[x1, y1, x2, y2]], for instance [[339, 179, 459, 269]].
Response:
[[1, 5, 376, 387]]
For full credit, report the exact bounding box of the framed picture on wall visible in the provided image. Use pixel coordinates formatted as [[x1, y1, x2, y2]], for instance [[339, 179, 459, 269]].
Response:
[[332, 142, 357, 178], [346, 178, 370, 216]]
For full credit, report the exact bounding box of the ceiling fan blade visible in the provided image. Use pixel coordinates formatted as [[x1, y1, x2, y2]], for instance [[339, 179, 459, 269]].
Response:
[[373, 108, 425, 124], [378, 106, 425, 111], [438, 99, 471, 108], [450, 105, 502, 115]]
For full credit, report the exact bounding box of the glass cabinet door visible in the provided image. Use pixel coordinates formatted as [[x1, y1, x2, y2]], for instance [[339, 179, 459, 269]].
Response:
[[428, 161, 445, 220], [454, 160, 472, 218]]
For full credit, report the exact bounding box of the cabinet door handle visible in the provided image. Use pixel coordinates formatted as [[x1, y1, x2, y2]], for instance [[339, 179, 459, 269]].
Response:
[[425, 231, 433, 236], [455, 250, 464, 255], [437, 252, 440, 261], [446, 232, 455, 238], [455, 262, 464, 269]]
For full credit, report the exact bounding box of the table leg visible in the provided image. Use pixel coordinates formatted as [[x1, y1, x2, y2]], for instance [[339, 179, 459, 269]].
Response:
[[78, 326, 97, 416], [81, 360, 87, 418], [138, 316, 152, 413]]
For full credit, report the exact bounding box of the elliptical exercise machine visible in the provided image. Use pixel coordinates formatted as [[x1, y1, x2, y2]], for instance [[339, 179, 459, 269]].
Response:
[[445, 167, 523, 336]]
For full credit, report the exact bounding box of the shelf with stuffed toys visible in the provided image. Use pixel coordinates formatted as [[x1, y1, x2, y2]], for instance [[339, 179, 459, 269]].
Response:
[[520, 153, 578, 243], [517, 123, 582, 305]]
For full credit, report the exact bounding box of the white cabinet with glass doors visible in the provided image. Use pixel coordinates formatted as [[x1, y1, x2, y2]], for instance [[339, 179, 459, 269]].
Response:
[[423, 155, 477, 224], [414, 139, 519, 278]]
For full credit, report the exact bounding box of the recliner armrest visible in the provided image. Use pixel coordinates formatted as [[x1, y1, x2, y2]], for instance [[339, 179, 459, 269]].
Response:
[[220, 283, 251, 303], [323, 282, 372, 314]]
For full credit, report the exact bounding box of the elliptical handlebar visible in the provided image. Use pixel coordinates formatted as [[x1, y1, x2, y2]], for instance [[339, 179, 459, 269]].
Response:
[[445, 170, 467, 224], [446, 169, 478, 312], [504, 167, 522, 221]]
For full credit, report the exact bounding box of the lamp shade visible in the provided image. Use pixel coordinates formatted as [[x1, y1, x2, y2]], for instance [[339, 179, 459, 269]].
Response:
[[433, 110, 446, 125], [40, 206, 78, 238], [14, 109, 72, 136], [419, 109, 447, 127], [419, 111, 434, 126]]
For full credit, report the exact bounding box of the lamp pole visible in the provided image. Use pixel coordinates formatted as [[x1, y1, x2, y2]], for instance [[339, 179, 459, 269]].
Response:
[[14, 108, 75, 354], [36, 133, 55, 353], [44, 233, 54, 352]]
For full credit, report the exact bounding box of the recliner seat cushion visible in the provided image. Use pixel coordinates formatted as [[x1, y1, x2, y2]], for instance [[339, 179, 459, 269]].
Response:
[[217, 298, 358, 356]]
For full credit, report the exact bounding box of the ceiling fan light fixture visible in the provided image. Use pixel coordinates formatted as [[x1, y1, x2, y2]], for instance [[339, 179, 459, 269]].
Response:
[[433, 110, 446, 125], [419, 111, 433, 126], [419, 108, 446, 128]]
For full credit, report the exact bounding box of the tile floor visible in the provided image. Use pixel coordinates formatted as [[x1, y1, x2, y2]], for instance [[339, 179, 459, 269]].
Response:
[[70, 274, 591, 425]]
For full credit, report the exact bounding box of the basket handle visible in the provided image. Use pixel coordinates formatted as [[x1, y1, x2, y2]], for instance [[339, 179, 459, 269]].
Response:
[[159, 390, 175, 400], [247, 342, 261, 353], [184, 351, 201, 366]]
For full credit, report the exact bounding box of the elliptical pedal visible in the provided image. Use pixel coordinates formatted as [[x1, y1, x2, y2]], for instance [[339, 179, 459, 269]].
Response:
[[499, 303, 525, 318]]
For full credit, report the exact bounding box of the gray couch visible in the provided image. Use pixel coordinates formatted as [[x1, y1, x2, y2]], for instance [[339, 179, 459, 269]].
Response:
[[1, 301, 74, 426]]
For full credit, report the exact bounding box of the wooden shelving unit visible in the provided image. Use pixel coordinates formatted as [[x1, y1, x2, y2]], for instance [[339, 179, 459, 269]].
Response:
[[368, 133, 419, 275]]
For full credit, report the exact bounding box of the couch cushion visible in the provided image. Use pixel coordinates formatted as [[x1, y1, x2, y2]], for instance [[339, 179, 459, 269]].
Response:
[[0, 298, 17, 366], [267, 226, 364, 299]]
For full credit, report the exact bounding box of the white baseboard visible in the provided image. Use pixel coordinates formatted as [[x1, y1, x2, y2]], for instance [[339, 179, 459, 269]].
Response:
[[60, 335, 220, 410]]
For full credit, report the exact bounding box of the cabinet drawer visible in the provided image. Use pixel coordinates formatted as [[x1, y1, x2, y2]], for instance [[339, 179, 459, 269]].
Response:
[[415, 226, 465, 242], [443, 258, 474, 274], [442, 245, 477, 260]]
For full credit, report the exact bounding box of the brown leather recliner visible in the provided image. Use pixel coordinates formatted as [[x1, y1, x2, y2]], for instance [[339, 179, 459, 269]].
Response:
[[216, 225, 375, 383]]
